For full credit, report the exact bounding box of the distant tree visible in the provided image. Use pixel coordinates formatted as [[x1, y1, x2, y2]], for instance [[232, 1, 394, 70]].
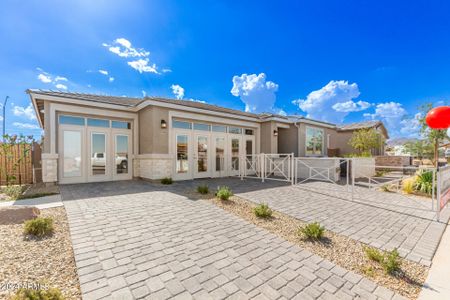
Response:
[[417, 103, 449, 165], [402, 140, 434, 159], [349, 128, 384, 156]]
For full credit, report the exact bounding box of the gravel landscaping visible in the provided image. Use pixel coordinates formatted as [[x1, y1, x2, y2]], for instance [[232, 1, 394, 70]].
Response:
[[202, 192, 428, 299], [0, 207, 81, 299]]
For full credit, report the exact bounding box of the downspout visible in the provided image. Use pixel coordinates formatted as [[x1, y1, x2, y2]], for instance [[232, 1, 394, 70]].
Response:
[[293, 119, 300, 157]]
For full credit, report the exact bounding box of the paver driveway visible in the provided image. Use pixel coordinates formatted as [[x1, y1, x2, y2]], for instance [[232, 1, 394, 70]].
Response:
[[61, 180, 402, 300]]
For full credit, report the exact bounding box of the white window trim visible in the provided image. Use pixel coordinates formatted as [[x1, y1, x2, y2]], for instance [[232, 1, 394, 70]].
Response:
[[305, 126, 324, 157]]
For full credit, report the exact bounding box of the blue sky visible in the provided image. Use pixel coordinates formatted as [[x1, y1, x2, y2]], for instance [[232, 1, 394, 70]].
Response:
[[1, 0, 449, 139]]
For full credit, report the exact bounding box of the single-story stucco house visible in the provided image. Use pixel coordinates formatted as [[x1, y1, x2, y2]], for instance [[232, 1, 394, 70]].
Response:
[[27, 90, 388, 184]]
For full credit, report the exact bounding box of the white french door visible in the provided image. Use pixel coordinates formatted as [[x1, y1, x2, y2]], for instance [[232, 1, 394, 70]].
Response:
[[59, 125, 132, 184], [244, 136, 256, 175], [174, 131, 192, 180], [58, 125, 86, 184], [194, 134, 211, 178], [213, 135, 227, 177], [229, 135, 242, 176], [87, 128, 110, 182], [113, 132, 132, 181]]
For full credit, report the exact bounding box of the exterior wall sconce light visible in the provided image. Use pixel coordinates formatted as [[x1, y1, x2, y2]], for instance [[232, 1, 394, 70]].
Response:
[[273, 129, 278, 136], [161, 119, 167, 128]]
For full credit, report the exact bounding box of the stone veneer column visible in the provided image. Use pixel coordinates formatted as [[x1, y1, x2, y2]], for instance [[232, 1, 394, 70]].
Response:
[[41, 153, 59, 183], [135, 154, 173, 180]]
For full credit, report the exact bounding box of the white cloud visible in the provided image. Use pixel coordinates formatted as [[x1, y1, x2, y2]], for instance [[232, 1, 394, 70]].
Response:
[[98, 70, 108, 75], [142, 90, 147, 97], [36, 68, 70, 89], [128, 59, 158, 74], [364, 101, 407, 128], [162, 68, 172, 73], [231, 73, 279, 113], [292, 80, 369, 123], [103, 38, 150, 58], [400, 113, 422, 138], [37, 73, 52, 83], [54, 76, 68, 82], [332, 100, 371, 112], [13, 104, 36, 120], [109, 77, 114, 82], [13, 122, 40, 130], [171, 84, 185, 100]]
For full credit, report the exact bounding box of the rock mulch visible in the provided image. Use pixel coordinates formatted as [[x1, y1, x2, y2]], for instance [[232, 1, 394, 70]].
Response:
[[203, 193, 428, 299], [0, 207, 81, 299]]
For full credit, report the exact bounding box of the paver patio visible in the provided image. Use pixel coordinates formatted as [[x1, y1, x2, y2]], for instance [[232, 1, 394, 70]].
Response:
[[234, 179, 449, 266], [61, 180, 404, 300]]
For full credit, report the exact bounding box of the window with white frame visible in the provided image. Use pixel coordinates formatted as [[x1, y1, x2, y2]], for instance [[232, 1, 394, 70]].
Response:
[[305, 127, 324, 156]]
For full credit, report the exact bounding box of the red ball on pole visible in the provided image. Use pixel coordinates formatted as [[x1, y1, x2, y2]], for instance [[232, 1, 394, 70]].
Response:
[[425, 106, 450, 129]]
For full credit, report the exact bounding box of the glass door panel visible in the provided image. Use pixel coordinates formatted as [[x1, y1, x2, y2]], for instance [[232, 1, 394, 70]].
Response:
[[246, 139, 253, 169], [231, 138, 240, 172], [197, 136, 208, 173], [215, 137, 225, 172], [115, 135, 129, 174], [63, 131, 82, 178], [91, 133, 106, 176], [176, 135, 189, 174]]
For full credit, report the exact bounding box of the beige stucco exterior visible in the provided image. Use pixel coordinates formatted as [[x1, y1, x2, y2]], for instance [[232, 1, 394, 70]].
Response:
[[138, 106, 170, 154]]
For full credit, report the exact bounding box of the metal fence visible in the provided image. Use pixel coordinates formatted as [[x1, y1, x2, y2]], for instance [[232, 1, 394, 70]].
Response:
[[238, 153, 450, 220]]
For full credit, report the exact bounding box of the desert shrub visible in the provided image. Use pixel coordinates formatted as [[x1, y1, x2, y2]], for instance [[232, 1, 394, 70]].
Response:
[[197, 185, 209, 194], [382, 248, 401, 275], [253, 203, 273, 218], [364, 246, 384, 263], [2, 185, 23, 200], [380, 185, 390, 192], [402, 177, 416, 194], [24, 217, 54, 237], [298, 222, 325, 240], [161, 177, 173, 185], [415, 170, 433, 195], [364, 247, 401, 275], [12, 287, 64, 300], [216, 186, 233, 200]]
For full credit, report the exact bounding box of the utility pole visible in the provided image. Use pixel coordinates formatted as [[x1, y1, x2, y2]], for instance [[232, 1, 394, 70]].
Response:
[[2, 96, 8, 140]]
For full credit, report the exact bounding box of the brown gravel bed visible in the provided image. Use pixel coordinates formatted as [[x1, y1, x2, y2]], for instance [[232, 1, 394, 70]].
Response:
[[0, 207, 81, 299], [201, 193, 427, 299]]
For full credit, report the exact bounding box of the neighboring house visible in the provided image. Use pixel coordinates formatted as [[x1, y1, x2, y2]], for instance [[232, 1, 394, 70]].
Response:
[[27, 90, 388, 184]]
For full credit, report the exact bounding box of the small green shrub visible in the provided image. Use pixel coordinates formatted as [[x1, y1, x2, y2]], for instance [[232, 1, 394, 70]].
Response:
[[382, 248, 401, 275], [2, 185, 23, 200], [298, 222, 325, 240], [12, 287, 64, 300], [197, 185, 209, 194], [24, 217, 54, 237], [364, 247, 401, 275], [161, 177, 173, 185], [216, 186, 233, 200], [253, 203, 273, 218], [380, 184, 391, 192], [364, 246, 384, 263], [415, 170, 433, 195]]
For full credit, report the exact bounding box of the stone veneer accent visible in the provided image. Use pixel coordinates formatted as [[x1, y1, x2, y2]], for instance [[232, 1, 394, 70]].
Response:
[[135, 154, 173, 180], [41, 153, 58, 183]]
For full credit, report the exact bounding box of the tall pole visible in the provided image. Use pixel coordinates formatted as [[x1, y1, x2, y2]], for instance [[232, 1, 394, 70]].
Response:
[[2, 96, 9, 140]]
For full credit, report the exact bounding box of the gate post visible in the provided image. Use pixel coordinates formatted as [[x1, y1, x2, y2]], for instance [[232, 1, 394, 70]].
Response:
[[261, 153, 265, 183], [351, 158, 355, 201], [436, 168, 441, 221], [291, 153, 295, 185]]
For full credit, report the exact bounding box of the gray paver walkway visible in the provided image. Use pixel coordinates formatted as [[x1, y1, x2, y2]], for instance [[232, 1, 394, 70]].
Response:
[[61, 180, 402, 300], [235, 180, 449, 266]]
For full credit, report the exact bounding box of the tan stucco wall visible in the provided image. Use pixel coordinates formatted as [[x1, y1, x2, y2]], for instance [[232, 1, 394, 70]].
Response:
[[138, 106, 170, 154], [260, 121, 277, 153], [334, 131, 354, 156], [278, 126, 298, 156]]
